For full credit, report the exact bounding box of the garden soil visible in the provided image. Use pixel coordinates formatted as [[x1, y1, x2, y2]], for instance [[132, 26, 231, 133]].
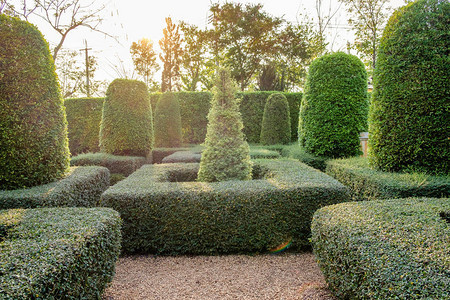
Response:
[[102, 252, 336, 300]]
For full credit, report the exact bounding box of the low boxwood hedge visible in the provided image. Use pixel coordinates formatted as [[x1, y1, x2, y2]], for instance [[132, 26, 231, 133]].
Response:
[[249, 148, 280, 159], [161, 151, 202, 164], [101, 159, 350, 254], [326, 157, 450, 201], [311, 197, 450, 299], [0, 166, 109, 209], [281, 144, 329, 171], [152, 147, 190, 164], [71, 152, 147, 176], [0, 207, 121, 299]]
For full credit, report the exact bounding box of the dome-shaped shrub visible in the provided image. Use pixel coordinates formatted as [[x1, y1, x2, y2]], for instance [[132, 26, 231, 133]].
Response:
[[99, 79, 153, 157], [368, 0, 449, 174], [298, 52, 368, 158], [198, 68, 252, 182], [0, 15, 70, 190], [154, 92, 182, 147], [260, 93, 291, 145]]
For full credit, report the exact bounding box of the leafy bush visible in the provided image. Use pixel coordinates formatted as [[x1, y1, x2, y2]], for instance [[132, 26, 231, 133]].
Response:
[[0, 207, 121, 299], [101, 159, 350, 254], [154, 92, 183, 147], [260, 93, 291, 145], [161, 151, 201, 163], [325, 156, 450, 201], [312, 197, 450, 299], [0, 15, 70, 190], [0, 166, 109, 209], [71, 152, 146, 176], [368, 0, 449, 174], [281, 144, 328, 171], [198, 68, 252, 182], [299, 52, 368, 158], [99, 79, 153, 157], [64, 97, 104, 155]]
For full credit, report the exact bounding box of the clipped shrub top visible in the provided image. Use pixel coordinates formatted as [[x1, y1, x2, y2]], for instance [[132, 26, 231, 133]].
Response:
[[260, 93, 291, 145], [368, 0, 450, 174], [154, 92, 183, 147], [312, 197, 450, 299], [99, 79, 153, 157], [0, 15, 70, 190], [70, 152, 146, 176], [299, 52, 368, 158], [198, 68, 252, 182]]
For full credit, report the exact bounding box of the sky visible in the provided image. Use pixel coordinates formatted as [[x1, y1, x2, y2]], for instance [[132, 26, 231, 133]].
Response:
[[17, 0, 406, 88]]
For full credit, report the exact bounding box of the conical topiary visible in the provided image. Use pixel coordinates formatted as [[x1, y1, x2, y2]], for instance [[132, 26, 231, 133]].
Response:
[[197, 68, 252, 182], [260, 93, 291, 145], [154, 92, 182, 147], [0, 15, 70, 190]]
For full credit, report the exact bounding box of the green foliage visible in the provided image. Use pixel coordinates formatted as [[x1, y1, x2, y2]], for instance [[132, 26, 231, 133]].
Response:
[[99, 79, 154, 157], [0, 207, 121, 299], [0, 166, 110, 209], [299, 52, 368, 158], [198, 69, 252, 182], [249, 148, 280, 159], [130, 38, 159, 89], [162, 151, 201, 164], [71, 152, 146, 176], [281, 144, 329, 171], [368, 0, 450, 174], [312, 198, 450, 299], [325, 156, 450, 201], [152, 147, 191, 164], [154, 92, 183, 147], [159, 17, 183, 92], [101, 159, 350, 254], [0, 15, 70, 190], [260, 93, 291, 145], [64, 97, 104, 155]]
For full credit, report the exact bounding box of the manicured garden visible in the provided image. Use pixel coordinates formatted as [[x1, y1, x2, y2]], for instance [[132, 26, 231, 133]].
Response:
[[1, 0, 449, 298]]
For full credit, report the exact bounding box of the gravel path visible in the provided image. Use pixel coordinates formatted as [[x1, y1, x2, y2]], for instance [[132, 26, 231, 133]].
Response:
[[103, 252, 335, 300]]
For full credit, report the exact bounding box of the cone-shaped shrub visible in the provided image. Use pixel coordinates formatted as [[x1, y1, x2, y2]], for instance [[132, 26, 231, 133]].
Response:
[[260, 93, 291, 145], [99, 79, 153, 157], [299, 52, 368, 158], [368, 0, 449, 174], [197, 69, 252, 182], [154, 92, 182, 147], [0, 15, 70, 190]]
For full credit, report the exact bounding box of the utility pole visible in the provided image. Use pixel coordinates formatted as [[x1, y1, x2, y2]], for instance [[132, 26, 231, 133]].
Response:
[[79, 40, 92, 97]]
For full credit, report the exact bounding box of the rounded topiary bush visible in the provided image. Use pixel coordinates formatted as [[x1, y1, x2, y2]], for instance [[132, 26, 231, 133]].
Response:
[[197, 68, 252, 182], [260, 93, 291, 145], [0, 15, 70, 190], [99, 79, 153, 157], [298, 52, 368, 158], [154, 92, 182, 147], [368, 0, 449, 174]]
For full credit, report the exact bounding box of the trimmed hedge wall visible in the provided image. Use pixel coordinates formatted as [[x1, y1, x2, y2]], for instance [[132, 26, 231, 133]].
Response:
[[161, 151, 201, 164], [0, 15, 70, 190], [0, 207, 121, 299], [64, 97, 104, 155], [101, 159, 350, 254], [368, 0, 450, 174], [281, 144, 328, 171], [312, 198, 450, 299], [0, 166, 109, 209], [325, 156, 450, 201], [71, 152, 147, 176]]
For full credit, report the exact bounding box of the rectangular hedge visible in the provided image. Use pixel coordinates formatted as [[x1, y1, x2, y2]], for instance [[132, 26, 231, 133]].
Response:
[[101, 159, 350, 255], [325, 157, 450, 201], [71, 152, 147, 176], [64, 97, 104, 155], [152, 147, 191, 164], [0, 166, 110, 209], [311, 198, 450, 299], [0, 207, 121, 299], [281, 144, 328, 171]]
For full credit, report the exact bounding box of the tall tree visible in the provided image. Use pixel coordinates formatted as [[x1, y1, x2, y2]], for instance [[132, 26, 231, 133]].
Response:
[[130, 38, 159, 91], [339, 0, 391, 71], [159, 17, 183, 92]]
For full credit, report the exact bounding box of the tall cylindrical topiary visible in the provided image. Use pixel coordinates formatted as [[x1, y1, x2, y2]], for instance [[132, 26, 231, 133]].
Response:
[[197, 68, 252, 182], [368, 0, 449, 174], [154, 92, 182, 147], [0, 15, 70, 190], [99, 79, 153, 157], [260, 93, 291, 145], [298, 52, 368, 158]]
